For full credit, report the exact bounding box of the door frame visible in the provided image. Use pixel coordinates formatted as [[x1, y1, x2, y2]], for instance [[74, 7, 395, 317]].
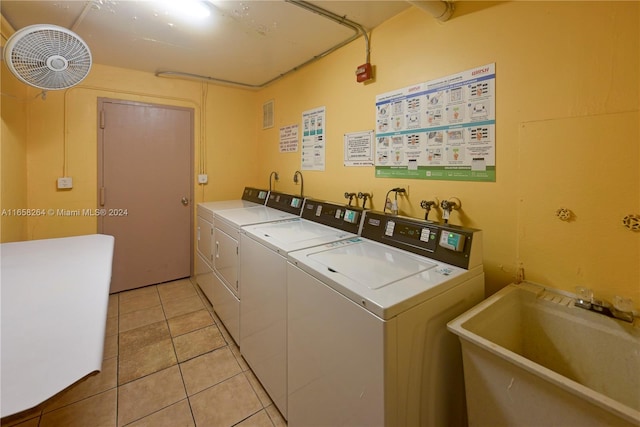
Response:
[[96, 97, 195, 280]]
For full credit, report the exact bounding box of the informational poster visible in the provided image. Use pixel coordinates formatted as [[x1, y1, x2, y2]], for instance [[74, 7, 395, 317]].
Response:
[[279, 124, 299, 152], [344, 130, 374, 166], [301, 106, 326, 171], [375, 63, 496, 181]]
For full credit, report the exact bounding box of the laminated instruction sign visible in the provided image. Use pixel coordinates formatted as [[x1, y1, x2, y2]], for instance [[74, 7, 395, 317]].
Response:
[[375, 63, 496, 181], [301, 106, 326, 171], [344, 130, 374, 166]]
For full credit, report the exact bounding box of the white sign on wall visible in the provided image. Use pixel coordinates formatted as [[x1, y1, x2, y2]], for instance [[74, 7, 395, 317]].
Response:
[[279, 124, 299, 152], [375, 63, 496, 182], [344, 130, 374, 166], [301, 106, 326, 171]]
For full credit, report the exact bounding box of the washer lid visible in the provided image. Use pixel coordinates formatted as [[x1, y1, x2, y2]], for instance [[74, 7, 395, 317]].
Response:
[[215, 205, 298, 227], [307, 240, 437, 290], [198, 200, 260, 222], [243, 219, 354, 253], [199, 200, 259, 212], [289, 238, 478, 319]]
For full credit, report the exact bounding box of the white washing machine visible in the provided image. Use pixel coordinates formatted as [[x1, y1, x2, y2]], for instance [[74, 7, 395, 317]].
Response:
[[196, 187, 269, 305], [212, 191, 304, 344], [287, 211, 485, 427], [240, 199, 364, 419]]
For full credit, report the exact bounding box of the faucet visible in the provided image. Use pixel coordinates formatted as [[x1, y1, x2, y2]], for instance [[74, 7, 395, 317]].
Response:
[[269, 171, 279, 192], [293, 170, 304, 198], [344, 192, 356, 206], [574, 287, 634, 323], [357, 192, 371, 209], [440, 197, 461, 224], [420, 200, 437, 221]]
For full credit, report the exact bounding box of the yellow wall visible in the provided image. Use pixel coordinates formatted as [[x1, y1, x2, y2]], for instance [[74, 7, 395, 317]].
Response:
[[1, 16, 28, 242], [1, 64, 259, 241], [255, 1, 639, 302], [1, 1, 638, 305]]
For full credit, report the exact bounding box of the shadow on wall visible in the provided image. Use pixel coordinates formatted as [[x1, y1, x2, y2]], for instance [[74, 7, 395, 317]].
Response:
[[447, 1, 506, 20]]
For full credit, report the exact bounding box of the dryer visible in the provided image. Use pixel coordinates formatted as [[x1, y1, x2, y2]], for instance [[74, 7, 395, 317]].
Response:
[[240, 199, 364, 419], [195, 187, 268, 304], [212, 191, 304, 344], [286, 211, 485, 427]]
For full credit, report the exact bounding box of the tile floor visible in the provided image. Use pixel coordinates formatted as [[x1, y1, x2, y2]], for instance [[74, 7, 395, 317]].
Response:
[[1, 278, 287, 427]]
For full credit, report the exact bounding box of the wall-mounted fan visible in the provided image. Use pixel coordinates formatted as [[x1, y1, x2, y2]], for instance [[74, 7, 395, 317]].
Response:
[[3, 24, 92, 90]]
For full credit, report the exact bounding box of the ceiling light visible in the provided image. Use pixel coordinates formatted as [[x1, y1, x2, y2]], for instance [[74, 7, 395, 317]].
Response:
[[159, 0, 211, 20]]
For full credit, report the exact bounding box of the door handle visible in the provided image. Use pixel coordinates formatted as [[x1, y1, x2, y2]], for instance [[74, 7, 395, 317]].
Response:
[[181, 197, 189, 206]]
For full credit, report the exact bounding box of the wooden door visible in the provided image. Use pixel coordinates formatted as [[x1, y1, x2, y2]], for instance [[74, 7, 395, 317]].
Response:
[[98, 98, 193, 293]]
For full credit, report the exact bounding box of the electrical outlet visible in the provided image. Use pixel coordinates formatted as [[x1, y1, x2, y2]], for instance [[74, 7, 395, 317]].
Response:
[[198, 174, 208, 184], [57, 177, 73, 189]]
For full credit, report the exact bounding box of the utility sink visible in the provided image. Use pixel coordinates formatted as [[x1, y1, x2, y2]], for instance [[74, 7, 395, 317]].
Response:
[[447, 282, 640, 427]]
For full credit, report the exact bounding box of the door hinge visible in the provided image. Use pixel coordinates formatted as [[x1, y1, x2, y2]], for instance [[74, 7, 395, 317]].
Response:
[[100, 110, 105, 129], [100, 187, 106, 206]]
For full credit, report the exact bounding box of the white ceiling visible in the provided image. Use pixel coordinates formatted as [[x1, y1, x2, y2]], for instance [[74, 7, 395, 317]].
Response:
[[1, 0, 412, 88]]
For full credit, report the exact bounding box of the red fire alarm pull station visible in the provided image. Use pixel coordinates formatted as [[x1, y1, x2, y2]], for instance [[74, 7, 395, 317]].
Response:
[[356, 63, 372, 83]]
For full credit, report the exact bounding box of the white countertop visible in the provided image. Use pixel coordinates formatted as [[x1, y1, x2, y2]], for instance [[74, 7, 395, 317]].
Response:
[[1, 234, 115, 418]]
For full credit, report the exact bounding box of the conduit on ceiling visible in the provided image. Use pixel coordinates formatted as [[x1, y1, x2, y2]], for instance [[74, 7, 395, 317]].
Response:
[[155, 0, 453, 89], [156, 0, 368, 89]]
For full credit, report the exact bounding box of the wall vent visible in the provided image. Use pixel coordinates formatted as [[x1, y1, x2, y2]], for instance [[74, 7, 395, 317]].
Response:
[[263, 100, 274, 129]]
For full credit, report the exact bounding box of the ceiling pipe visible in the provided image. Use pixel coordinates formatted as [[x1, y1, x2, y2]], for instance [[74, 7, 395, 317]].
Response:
[[71, 4, 93, 32], [71, 1, 94, 32], [156, 0, 369, 89], [1, 14, 16, 39], [287, 0, 370, 65], [407, 1, 455, 22]]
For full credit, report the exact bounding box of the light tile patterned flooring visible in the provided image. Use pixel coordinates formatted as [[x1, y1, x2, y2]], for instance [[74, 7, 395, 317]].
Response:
[[1, 278, 287, 427]]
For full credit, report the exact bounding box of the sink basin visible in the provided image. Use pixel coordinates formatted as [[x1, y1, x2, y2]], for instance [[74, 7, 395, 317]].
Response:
[[447, 282, 640, 427]]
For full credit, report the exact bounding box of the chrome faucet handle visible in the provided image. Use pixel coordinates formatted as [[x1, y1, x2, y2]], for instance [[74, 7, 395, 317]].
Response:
[[344, 192, 356, 206], [612, 296, 634, 323], [574, 288, 635, 323], [420, 200, 437, 210], [420, 200, 437, 221], [357, 192, 371, 209], [614, 296, 633, 312]]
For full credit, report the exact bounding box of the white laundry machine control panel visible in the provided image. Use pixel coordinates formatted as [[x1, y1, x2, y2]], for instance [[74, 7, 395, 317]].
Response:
[[300, 198, 364, 233], [242, 187, 270, 204], [362, 211, 481, 269], [266, 191, 305, 215]]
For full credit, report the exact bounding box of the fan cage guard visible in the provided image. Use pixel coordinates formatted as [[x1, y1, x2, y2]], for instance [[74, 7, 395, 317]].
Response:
[[4, 24, 92, 90]]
